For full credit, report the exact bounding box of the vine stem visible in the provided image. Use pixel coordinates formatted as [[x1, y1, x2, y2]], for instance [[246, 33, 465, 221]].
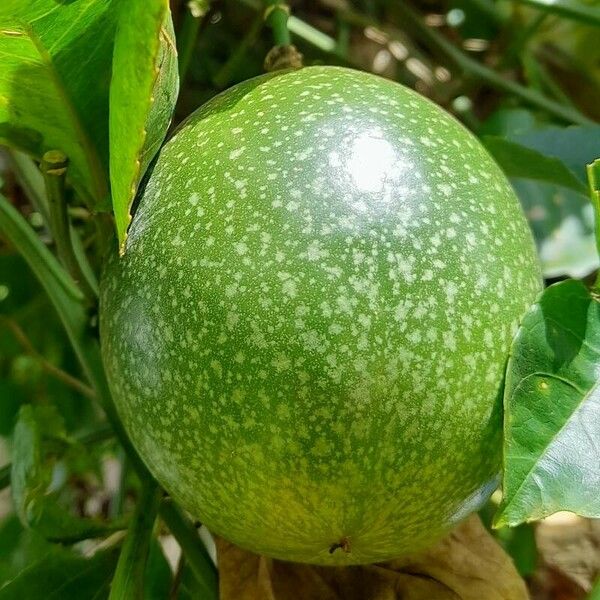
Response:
[[265, 0, 291, 46], [0, 316, 96, 399], [8, 150, 50, 227], [177, 2, 208, 87], [159, 498, 218, 599], [214, 12, 264, 88], [41, 151, 98, 302], [587, 160, 600, 290], [239, 0, 592, 125], [109, 479, 161, 600], [238, 0, 338, 54]]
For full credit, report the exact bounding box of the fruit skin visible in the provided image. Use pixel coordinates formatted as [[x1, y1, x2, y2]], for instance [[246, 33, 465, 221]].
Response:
[[100, 66, 542, 565]]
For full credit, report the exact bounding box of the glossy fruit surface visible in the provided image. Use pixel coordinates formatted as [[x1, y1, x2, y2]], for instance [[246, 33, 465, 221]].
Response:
[[100, 66, 542, 565]]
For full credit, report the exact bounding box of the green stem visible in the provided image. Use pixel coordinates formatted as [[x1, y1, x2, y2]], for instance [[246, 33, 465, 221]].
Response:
[[41, 151, 97, 303], [499, 12, 548, 69], [265, 0, 291, 46], [0, 464, 10, 491], [335, 18, 351, 59], [587, 160, 600, 286], [464, 0, 506, 24], [288, 14, 338, 55], [169, 554, 186, 600], [523, 52, 576, 107], [109, 479, 161, 600], [110, 450, 129, 518], [238, 0, 338, 55], [0, 316, 96, 399], [8, 150, 50, 228], [159, 498, 218, 599], [0, 422, 114, 492], [177, 4, 205, 86]]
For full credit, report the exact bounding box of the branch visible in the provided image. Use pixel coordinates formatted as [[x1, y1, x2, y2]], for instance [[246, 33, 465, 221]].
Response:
[[0, 316, 96, 399]]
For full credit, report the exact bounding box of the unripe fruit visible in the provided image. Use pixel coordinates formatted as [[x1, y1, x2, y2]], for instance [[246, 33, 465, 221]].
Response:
[[100, 66, 541, 565]]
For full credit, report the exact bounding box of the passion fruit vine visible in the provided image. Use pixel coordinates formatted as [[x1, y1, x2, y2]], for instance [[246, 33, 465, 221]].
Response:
[[100, 66, 541, 565]]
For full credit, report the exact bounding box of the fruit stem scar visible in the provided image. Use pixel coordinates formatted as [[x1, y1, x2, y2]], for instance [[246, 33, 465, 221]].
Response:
[[329, 537, 351, 554]]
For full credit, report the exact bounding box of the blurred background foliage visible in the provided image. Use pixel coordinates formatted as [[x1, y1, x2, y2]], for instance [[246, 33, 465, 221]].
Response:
[[2, 0, 600, 598]]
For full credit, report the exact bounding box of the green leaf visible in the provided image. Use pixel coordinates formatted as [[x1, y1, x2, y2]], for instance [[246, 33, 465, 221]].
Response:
[[0, 546, 119, 599], [159, 499, 218, 600], [483, 136, 587, 194], [0, 514, 55, 584], [515, 125, 600, 183], [590, 576, 600, 600], [480, 115, 600, 278], [496, 279, 600, 527], [144, 541, 173, 600], [512, 0, 600, 27], [109, 480, 160, 600], [11, 405, 124, 543], [0, 1, 116, 206], [109, 2, 179, 250]]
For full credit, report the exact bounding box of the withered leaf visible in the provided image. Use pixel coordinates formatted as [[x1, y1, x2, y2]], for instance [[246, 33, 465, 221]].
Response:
[[216, 516, 528, 600]]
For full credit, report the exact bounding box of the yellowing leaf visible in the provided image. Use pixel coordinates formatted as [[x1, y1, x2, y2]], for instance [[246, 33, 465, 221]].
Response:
[[216, 516, 528, 600]]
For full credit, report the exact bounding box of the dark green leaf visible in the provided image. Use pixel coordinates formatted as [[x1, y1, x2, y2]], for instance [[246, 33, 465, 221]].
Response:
[[0, 546, 119, 599], [0, 0, 116, 205], [483, 136, 587, 194], [515, 125, 600, 183], [480, 115, 600, 278], [0, 253, 42, 316], [496, 279, 600, 527], [494, 524, 538, 577], [0, 380, 25, 436], [109, 2, 178, 249], [0, 192, 152, 487]]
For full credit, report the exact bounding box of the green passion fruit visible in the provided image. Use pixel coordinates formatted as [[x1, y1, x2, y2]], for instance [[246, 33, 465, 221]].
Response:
[[100, 66, 542, 565]]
